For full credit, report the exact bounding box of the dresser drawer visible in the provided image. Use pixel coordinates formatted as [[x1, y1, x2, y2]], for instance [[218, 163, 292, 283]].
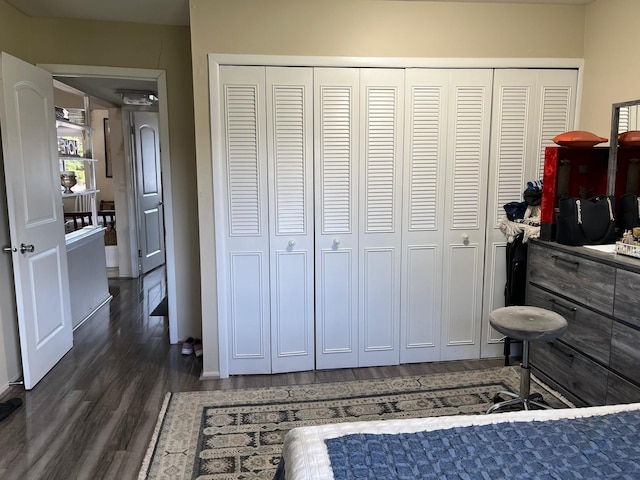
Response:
[[610, 321, 640, 385], [528, 243, 614, 314], [606, 371, 640, 405], [530, 340, 607, 406], [526, 285, 612, 365], [614, 269, 640, 328]]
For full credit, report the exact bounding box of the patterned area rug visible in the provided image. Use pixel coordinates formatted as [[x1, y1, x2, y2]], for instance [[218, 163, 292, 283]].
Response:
[[139, 366, 571, 480]]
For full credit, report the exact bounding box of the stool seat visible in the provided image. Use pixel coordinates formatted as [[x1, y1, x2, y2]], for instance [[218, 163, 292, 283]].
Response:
[[490, 306, 567, 342], [487, 305, 567, 414]]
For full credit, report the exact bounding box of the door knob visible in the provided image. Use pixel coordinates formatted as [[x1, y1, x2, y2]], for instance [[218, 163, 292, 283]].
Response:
[[288, 239, 296, 247], [20, 243, 35, 254], [332, 238, 341, 247]]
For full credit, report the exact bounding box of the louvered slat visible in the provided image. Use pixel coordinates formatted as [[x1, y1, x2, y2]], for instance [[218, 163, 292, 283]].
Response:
[[538, 86, 572, 179], [365, 87, 397, 232], [321, 86, 352, 233], [619, 106, 630, 134], [452, 87, 485, 229], [273, 86, 306, 234], [409, 86, 440, 230], [495, 86, 528, 225], [225, 85, 261, 236]]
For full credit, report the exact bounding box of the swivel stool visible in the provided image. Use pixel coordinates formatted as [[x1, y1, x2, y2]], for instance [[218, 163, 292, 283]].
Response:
[[487, 305, 567, 414]]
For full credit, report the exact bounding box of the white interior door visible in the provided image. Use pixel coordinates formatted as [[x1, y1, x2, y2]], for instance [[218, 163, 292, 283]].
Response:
[[358, 68, 404, 367], [219, 66, 271, 375], [266, 67, 315, 373], [481, 69, 578, 358], [0, 52, 73, 390], [441, 69, 493, 361], [314, 68, 360, 370], [400, 69, 449, 364], [132, 111, 166, 274]]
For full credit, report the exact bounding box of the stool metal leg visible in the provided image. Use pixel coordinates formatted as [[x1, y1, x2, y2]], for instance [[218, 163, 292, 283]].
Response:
[[487, 340, 553, 414]]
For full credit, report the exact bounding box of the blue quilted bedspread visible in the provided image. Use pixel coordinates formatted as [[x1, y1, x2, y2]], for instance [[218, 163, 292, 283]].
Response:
[[325, 410, 640, 479]]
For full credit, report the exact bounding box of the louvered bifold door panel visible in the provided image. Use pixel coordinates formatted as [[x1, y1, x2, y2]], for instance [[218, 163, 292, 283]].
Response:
[[482, 70, 533, 359], [266, 67, 315, 373], [532, 70, 578, 181], [358, 68, 404, 367], [314, 68, 360, 370], [218, 66, 271, 375], [400, 69, 449, 363], [479, 69, 578, 360], [441, 69, 493, 361]]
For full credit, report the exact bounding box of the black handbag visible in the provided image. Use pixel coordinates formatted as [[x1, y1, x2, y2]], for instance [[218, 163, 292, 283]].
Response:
[[556, 196, 617, 246], [618, 193, 640, 231]]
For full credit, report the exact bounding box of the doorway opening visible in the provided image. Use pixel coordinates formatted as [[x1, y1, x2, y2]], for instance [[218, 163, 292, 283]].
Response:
[[42, 64, 178, 343]]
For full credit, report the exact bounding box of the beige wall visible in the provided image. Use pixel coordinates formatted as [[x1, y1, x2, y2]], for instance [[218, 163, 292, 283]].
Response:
[[190, 0, 588, 376], [0, 1, 30, 60], [581, 0, 640, 137], [0, 1, 200, 353]]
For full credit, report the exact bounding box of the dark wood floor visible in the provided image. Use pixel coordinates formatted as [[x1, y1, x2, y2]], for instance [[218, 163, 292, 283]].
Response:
[[0, 272, 502, 480]]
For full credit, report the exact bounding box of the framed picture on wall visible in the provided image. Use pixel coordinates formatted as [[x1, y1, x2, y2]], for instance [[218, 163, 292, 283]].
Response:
[[104, 118, 112, 178]]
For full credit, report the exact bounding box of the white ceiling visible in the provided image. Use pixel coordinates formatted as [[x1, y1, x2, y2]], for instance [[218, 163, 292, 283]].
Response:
[[6, 0, 594, 27]]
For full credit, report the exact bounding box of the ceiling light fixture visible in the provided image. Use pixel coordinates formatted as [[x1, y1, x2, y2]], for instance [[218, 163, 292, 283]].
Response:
[[116, 89, 159, 106]]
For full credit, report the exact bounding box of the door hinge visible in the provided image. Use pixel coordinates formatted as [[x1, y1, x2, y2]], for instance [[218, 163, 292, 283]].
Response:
[[131, 126, 135, 135], [138, 249, 143, 258]]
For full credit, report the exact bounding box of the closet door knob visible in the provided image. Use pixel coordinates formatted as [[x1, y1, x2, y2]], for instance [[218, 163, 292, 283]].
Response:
[[332, 238, 341, 247], [288, 239, 296, 247]]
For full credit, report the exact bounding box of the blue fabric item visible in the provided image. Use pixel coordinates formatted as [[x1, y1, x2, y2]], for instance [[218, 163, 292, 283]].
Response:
[[325, 410, 640, 479], [526, 180, 543, 191], [504, 201, 527, 220]]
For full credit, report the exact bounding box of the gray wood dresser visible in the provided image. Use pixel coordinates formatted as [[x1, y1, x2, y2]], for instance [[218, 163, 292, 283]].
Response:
[[526, 239, 640, 406]]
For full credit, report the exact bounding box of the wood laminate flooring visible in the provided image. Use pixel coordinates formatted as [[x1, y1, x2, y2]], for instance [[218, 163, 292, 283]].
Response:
[[0, 272, 503, 480]]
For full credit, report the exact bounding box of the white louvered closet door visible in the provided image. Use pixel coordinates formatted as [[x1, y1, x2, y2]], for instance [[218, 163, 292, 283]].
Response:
[[440, 69, 493, 361], [400, 69, 449, 364], [266, 67, 315, 373], [314, 68, 360, 370], [480, 69, 578, 359], [358, 69, 405, 367], [218, 66, 271, 375]]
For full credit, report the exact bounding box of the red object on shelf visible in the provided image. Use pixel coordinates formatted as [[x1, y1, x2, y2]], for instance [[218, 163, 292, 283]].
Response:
[[540, 146, 609, 240]]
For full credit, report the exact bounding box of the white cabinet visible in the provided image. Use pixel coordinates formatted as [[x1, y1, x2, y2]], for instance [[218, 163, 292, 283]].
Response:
[[215, 65, 579, 375]]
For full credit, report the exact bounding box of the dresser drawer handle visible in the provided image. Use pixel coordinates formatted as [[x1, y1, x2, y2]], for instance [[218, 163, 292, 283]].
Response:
[[549, 298, 577, 313], [548, 341, 575, 359], [550, 255, 579, 267]]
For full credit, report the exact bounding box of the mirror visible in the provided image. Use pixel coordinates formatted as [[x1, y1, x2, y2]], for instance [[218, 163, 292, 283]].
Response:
[[608, 99, 640, 195]]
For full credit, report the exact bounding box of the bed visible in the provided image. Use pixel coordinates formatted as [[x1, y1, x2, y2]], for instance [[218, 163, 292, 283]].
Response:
[[274, 402, 640, 479]]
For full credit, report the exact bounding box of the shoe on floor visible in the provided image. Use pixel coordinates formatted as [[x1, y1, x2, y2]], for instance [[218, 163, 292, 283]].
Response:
[[181, 337, 194, 355], [194, 338, 203, 358]]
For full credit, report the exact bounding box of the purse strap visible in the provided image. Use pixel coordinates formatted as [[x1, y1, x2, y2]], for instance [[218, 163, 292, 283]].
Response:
[[576, 197, 616, 244]]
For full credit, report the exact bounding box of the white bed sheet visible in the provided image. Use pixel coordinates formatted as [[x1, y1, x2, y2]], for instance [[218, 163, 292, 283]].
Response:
[[281, 402, 640, 480]]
